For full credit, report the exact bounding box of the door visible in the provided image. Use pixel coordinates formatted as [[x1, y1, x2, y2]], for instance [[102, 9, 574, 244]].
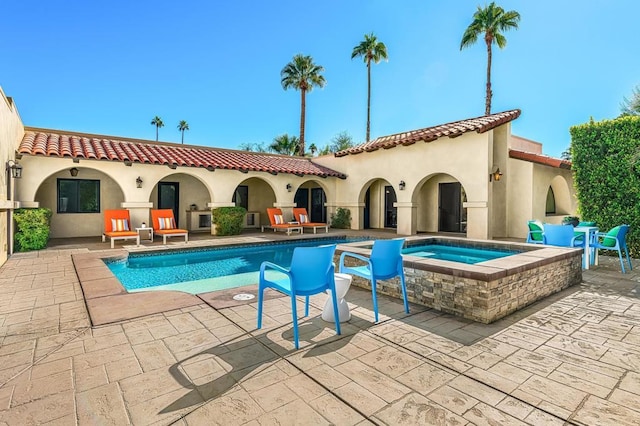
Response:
[[363, 188, 370, 229], [294, 188, 309, 212], [158, 182, 180, 225], [439, 182, 462, 232], [384, 185, 397, 228], [310, 188, 326, 223]]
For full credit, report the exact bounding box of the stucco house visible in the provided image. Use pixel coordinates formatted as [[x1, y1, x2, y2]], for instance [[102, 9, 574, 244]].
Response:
[[0, 86, 576, 267]]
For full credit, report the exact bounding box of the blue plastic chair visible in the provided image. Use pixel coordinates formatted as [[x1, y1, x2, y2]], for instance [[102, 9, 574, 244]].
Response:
[[339, 239, 408, 323], [256, 244, 340, 349], [526, 220, 545, 244], [591, 224, 632, 273], [543, 223, 584, 248]]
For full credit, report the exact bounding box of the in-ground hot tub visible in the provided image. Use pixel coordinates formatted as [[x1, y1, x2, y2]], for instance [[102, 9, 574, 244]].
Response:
[[335, 236, 583, 324]]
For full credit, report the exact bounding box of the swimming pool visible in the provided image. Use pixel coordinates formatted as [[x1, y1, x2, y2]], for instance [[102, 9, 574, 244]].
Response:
[[106, 237, 366, 294], [402, 243, 517, 264]]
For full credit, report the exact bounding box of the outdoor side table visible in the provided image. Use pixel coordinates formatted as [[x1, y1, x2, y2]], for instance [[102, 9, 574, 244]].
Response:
[[135, 227, 154, 242], [322, 273, 352, 323]]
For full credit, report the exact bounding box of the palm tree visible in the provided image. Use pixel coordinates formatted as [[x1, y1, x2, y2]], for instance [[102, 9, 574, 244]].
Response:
[[281, 54, 326, 156], [177, 120, 189, 144], [150, 116, 164, 141], [351, 33, 388, 142], [460, 2, 520, 115], [269, 134, 300, 156]]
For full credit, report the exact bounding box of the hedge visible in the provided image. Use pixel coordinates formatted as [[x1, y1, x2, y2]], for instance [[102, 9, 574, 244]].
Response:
[[570, 115, 640, 257], [211, 206, 246, 236], [13, 208, 52, 251]]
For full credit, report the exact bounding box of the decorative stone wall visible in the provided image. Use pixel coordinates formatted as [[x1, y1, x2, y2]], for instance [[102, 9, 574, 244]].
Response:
[[336, 237, 583, 324]]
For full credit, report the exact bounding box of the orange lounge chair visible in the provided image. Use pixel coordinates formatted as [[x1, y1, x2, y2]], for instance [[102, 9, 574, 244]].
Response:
[[261, 208, 302, 236], [293, 208, 329, 234], [102, 209, 140, 248], [151, 209, 189, 244]]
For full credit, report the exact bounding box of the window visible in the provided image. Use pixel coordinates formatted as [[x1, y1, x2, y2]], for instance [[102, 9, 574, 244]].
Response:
[[232, 185, 248, 210], [57, 179, 100, 213], [545, 187, 556, 214]]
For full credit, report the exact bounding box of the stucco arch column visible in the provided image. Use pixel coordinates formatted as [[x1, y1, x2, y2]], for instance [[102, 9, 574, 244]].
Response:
[[464, 201, 489, 239], [395, 202, 417, 235]]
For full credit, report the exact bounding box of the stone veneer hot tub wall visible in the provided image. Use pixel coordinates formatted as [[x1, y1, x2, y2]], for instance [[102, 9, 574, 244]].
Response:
[[335, 236, 583, 324]]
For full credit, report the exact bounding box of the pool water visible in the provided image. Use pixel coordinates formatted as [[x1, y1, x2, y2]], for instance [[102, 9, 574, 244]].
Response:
[[402, 244, 517, 264], [107, 237, 365, 294]]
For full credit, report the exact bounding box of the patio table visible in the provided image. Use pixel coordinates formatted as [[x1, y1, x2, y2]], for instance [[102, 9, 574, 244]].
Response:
[[574, 226, 598, 269]]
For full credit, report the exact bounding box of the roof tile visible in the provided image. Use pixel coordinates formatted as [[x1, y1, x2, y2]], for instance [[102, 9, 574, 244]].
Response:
[[18, 128, 347, 179], [336, 109, 521, 157], [509, 149, 571, 169]]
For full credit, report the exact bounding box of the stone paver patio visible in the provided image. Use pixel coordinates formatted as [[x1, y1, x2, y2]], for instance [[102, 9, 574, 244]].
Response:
[[1, 234, 640, 425]]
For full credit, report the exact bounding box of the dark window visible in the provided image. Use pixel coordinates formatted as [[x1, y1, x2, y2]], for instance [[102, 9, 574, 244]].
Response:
[[57, 179, 100, 213], [233, 185, 249, 210], [545, 187, 556, 214]]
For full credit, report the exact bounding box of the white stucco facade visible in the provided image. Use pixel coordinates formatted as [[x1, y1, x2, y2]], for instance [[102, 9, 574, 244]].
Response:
[[0, 92, 577, 267]]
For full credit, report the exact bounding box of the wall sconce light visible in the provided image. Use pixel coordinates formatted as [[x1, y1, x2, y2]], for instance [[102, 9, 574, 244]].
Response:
[[7, 160, 22, 179], [69, 167, 79, 177], [286, 183, 292, 192], [399, 180, 406, 191], [136, 176, 143, 188], [489, 167, 503, 182]]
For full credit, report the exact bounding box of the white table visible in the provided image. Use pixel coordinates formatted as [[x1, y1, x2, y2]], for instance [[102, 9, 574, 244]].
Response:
[[574, 226, 598, 269], [322, 273, 352, 323], [135, 227, 154, 242]]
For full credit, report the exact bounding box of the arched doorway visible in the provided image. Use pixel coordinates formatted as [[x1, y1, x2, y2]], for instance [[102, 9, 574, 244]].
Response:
[[293, 181, 327, 223], [360, 179, 397, 229]]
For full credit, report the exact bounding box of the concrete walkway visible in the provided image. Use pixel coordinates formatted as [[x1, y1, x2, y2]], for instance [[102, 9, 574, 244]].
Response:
[[1, 238, 640, 425]]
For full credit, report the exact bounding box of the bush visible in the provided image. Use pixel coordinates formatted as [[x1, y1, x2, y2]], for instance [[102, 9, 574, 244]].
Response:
[[211, 206, 246, 236], [330, 207, 351, 229], [13, 208, 52, 251], [570, 115, 640, 256]]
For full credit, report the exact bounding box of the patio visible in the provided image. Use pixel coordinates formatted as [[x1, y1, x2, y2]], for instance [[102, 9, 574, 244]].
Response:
[[1, 233, 640, 425]]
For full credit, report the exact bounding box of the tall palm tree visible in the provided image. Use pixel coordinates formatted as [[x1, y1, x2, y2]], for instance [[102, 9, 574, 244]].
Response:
[[177, 120, 189, 144], [150, 116, 164, 141], [269, 134, 300, 156], [281, 54, 326, 156], [460, 2, 520, 115], [351, 33, 388, 142]]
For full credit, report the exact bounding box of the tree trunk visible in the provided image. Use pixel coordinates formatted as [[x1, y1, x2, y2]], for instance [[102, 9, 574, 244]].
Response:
[[181, 131, 184, 144], [366, 59, 372, 142], [156, 126, 159, 141], [299, 89, 306, 156], [485, 40, 492, 116]]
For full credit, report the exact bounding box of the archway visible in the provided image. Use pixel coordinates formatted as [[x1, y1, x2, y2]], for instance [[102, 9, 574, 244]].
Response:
[[413, 173, 468, 234], [359, 178, 396, 229], [293, 180, 328, 223], [233, 177, 276, 227], [151, 173, 212, 230]]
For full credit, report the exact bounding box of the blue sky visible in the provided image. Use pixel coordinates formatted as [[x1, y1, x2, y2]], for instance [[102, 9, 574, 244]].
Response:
[[1, 1, 637, 157]]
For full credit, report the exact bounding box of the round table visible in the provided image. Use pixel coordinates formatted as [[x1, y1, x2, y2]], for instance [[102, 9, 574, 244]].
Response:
[[322, 273, 352, 323]]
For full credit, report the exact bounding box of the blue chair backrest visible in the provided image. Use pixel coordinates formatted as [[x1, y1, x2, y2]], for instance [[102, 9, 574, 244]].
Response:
[[618, 224, 630, 249], [543, 224, 575, 247], [289, 244, 336, 293], [370, 239, 405, 277]]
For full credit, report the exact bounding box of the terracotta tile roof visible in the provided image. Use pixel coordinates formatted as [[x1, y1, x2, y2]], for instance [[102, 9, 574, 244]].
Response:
[[18, 128, 346, 179], [509, 149, 572, 169], [335, 109, 521, 157]]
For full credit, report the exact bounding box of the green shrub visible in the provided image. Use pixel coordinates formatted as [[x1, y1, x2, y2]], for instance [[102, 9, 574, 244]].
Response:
[[330, 207, 351, 229], [570, 115, 640, 256], [211, 206, 246, 236], [13, 208, 52, 251]]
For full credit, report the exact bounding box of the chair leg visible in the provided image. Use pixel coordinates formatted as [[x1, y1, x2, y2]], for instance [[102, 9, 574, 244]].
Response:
[[304, 296, 310, 317], [330, 290, 341, 336], [257, 285, 264, 329], [290, 295, 300, 349], [618, 249, 626, 273], [625, 248, 633, 271], [371, 278, 379, 323], [399, 273, 409, 314]]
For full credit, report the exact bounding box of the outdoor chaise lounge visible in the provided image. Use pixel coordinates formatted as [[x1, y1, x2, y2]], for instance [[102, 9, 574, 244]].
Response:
[[292, 208, 329, 234], [150, 209, 189, 244], [261, 208, 302, 235], [102, 209, 140, 248]]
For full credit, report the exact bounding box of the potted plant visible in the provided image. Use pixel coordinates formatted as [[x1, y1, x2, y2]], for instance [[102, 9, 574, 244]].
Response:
[[562, 216, 580, 227]]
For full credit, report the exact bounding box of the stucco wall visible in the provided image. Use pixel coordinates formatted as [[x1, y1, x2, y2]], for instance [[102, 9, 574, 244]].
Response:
[[0, 87, 25, 264]]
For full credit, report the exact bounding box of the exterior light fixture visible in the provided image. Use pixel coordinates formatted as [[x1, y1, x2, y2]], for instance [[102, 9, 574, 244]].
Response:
[[7, 160, 22, 179], [399, 180, 406, 191], [489, 167, 503, 182], [70, 167, 79, 177], [136, 176, 143, 188], [286, 183, 292, 192]]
